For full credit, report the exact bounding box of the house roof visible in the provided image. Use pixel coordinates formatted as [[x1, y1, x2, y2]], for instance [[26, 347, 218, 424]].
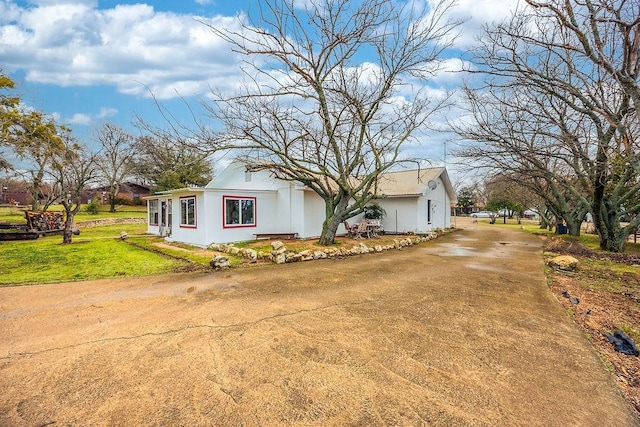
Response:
[[143, 163, 457, 203], [375, 167, 456, 202], [89, 182, 151, 192]]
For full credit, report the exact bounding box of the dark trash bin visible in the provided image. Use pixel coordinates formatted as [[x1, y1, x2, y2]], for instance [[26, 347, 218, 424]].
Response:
[[557, 223, 567, 234]]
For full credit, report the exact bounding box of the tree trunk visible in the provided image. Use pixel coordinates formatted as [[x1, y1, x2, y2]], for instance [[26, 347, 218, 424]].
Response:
[[317, 195, 353, 245], [595, 211, 627, 252], [109, 183, 119, 213], [62, 210, 75, 244], [61, 201, 81, 244], [318, 215, 342, 245], [565, 217, 581, 237]]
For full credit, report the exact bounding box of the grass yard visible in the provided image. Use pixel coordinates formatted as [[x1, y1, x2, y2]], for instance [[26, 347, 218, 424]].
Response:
[[0, 204, 147, 225], [0, 221, 212, 286]]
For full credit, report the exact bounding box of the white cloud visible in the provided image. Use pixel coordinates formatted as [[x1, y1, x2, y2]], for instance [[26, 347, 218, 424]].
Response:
[[0, 0, 519, 110], [0, 2, 245, 99], [446, 0, 526, 49], [67, 112, 92, 125], [59, 106, 118, 126], [97, 107, 118, 119]]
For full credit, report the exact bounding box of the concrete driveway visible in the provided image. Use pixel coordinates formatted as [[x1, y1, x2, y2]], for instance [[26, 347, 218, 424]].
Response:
[[1, 220, 638, 426]]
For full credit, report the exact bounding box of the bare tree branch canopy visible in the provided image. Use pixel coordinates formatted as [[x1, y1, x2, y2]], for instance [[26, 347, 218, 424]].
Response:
[[454, 0, 639, 252], [94, 123, 135, 213], [49, 131, 97, 244], [197, 0, 461, 244]]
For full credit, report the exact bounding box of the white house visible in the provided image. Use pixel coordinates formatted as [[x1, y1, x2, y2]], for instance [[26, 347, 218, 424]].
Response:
[[145, 161, 456, 246]]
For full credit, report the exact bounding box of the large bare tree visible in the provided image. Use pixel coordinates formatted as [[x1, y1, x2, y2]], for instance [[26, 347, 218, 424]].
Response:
[[94, 123, 135, 212], [455, 0, 639, 251], [199, 0, 461, 244]]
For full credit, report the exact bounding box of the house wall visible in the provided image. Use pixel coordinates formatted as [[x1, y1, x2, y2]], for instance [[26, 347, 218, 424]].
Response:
[[146, 162, 454, 245], [378, 198, 418, 234], [377, 176, 451, 233], [203, 190, 279, 245], [302, 190, 327, 238], [167, 191, 208, 247], [416, 178, 450, 232]]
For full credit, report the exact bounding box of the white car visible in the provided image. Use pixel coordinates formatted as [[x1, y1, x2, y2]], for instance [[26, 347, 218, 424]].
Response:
[[471, 211, 495, 218]]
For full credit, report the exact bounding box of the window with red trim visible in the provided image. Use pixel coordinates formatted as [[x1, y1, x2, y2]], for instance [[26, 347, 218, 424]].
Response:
[[180, 196, 196, 227], [223, 196, 256, 227]]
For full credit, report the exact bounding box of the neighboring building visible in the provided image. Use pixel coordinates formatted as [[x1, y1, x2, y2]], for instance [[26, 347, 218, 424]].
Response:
[[145, 161, 456, 246], [1, 180, 30, 206], [0, 180, 53, 206], [85, 182, 151, 205]]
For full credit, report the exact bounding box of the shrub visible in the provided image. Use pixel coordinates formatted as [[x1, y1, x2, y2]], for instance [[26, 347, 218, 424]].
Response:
[[85, 199, 100, 215]]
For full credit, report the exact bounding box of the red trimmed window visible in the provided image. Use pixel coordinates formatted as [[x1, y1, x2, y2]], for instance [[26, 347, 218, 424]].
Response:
[[223, 196, 256, 228], [180, 196, 196, 227], [148, 199, 159, 225]]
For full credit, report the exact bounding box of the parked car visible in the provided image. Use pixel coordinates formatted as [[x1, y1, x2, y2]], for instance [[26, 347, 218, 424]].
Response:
[[471, 211, 495, 218]]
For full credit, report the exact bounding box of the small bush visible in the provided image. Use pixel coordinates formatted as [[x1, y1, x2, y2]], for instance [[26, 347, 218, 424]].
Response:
[[85, 199, 100, 215]]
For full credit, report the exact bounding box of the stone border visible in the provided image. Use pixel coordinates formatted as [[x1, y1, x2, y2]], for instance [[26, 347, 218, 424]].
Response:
[[209, 230, 451, 269], [74, 218, 146, 228]]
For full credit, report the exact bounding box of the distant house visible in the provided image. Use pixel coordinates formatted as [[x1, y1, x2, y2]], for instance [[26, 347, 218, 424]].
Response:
[[0, 180, 54, 207], [1, 180, 30, 206], [145, 161, 456, 246], [85, 182, 151, 205]]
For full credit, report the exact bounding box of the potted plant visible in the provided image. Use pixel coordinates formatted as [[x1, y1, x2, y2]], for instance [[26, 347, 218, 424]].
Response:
[[364, 203, 386, 220]]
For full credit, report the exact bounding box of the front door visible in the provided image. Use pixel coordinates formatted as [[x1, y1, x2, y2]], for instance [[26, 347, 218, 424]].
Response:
[[160, 200, 172, 237]]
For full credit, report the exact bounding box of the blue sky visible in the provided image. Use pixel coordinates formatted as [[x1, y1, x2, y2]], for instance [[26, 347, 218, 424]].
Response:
[[0, 0, 518, 173]]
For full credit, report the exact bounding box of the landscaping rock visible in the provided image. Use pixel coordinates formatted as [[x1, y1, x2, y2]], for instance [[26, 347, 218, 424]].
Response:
[[210, 255, 230, 270], [313, 251, 327, 259], [243, 249, 258, 263], [271, 241, 285, 251], [548, 255, 579, 271]]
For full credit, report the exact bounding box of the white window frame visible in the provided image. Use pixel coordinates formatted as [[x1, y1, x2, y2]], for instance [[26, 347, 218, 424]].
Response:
[[148, 199, 159, 225], [180, 196, 197, 228], [223, 196, 256, 228]]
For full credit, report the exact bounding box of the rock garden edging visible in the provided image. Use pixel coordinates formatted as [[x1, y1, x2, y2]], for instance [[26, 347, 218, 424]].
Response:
[[209, 230, 452, 269]]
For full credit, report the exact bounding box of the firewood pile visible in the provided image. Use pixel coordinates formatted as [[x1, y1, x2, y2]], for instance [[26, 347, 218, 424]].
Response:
[[25, 211, 64, 232]]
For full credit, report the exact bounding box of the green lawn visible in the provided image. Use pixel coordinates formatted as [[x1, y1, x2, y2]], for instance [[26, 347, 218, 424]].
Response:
[[0, 204, 146, 225], [0, 221, 210, 286], [488, 217, 640, 254]]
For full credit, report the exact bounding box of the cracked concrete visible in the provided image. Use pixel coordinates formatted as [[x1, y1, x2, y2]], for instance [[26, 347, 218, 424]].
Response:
[[0, 218, 638, 426]]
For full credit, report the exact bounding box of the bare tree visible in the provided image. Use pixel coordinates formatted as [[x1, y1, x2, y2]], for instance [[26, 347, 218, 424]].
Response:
[[525, 0, 640, 122], [94, 123, 135, 212], [455, 0, 639, 251], [50, 131, 97, 244], [197, 0, 461, 244]]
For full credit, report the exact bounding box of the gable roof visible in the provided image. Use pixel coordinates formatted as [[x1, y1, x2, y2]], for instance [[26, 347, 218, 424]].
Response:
[[375, 167, 457, 202], [145, 161, 457, 203]]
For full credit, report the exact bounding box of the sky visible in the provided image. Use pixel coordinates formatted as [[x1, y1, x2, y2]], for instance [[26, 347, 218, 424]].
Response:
[[0, 0, 519, 177]]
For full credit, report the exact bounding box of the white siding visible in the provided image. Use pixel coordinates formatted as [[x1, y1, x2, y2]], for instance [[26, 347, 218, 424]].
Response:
[[378, 198, 418, 234], [302, 190, 326, 238], [168, 191, 208, 247]]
